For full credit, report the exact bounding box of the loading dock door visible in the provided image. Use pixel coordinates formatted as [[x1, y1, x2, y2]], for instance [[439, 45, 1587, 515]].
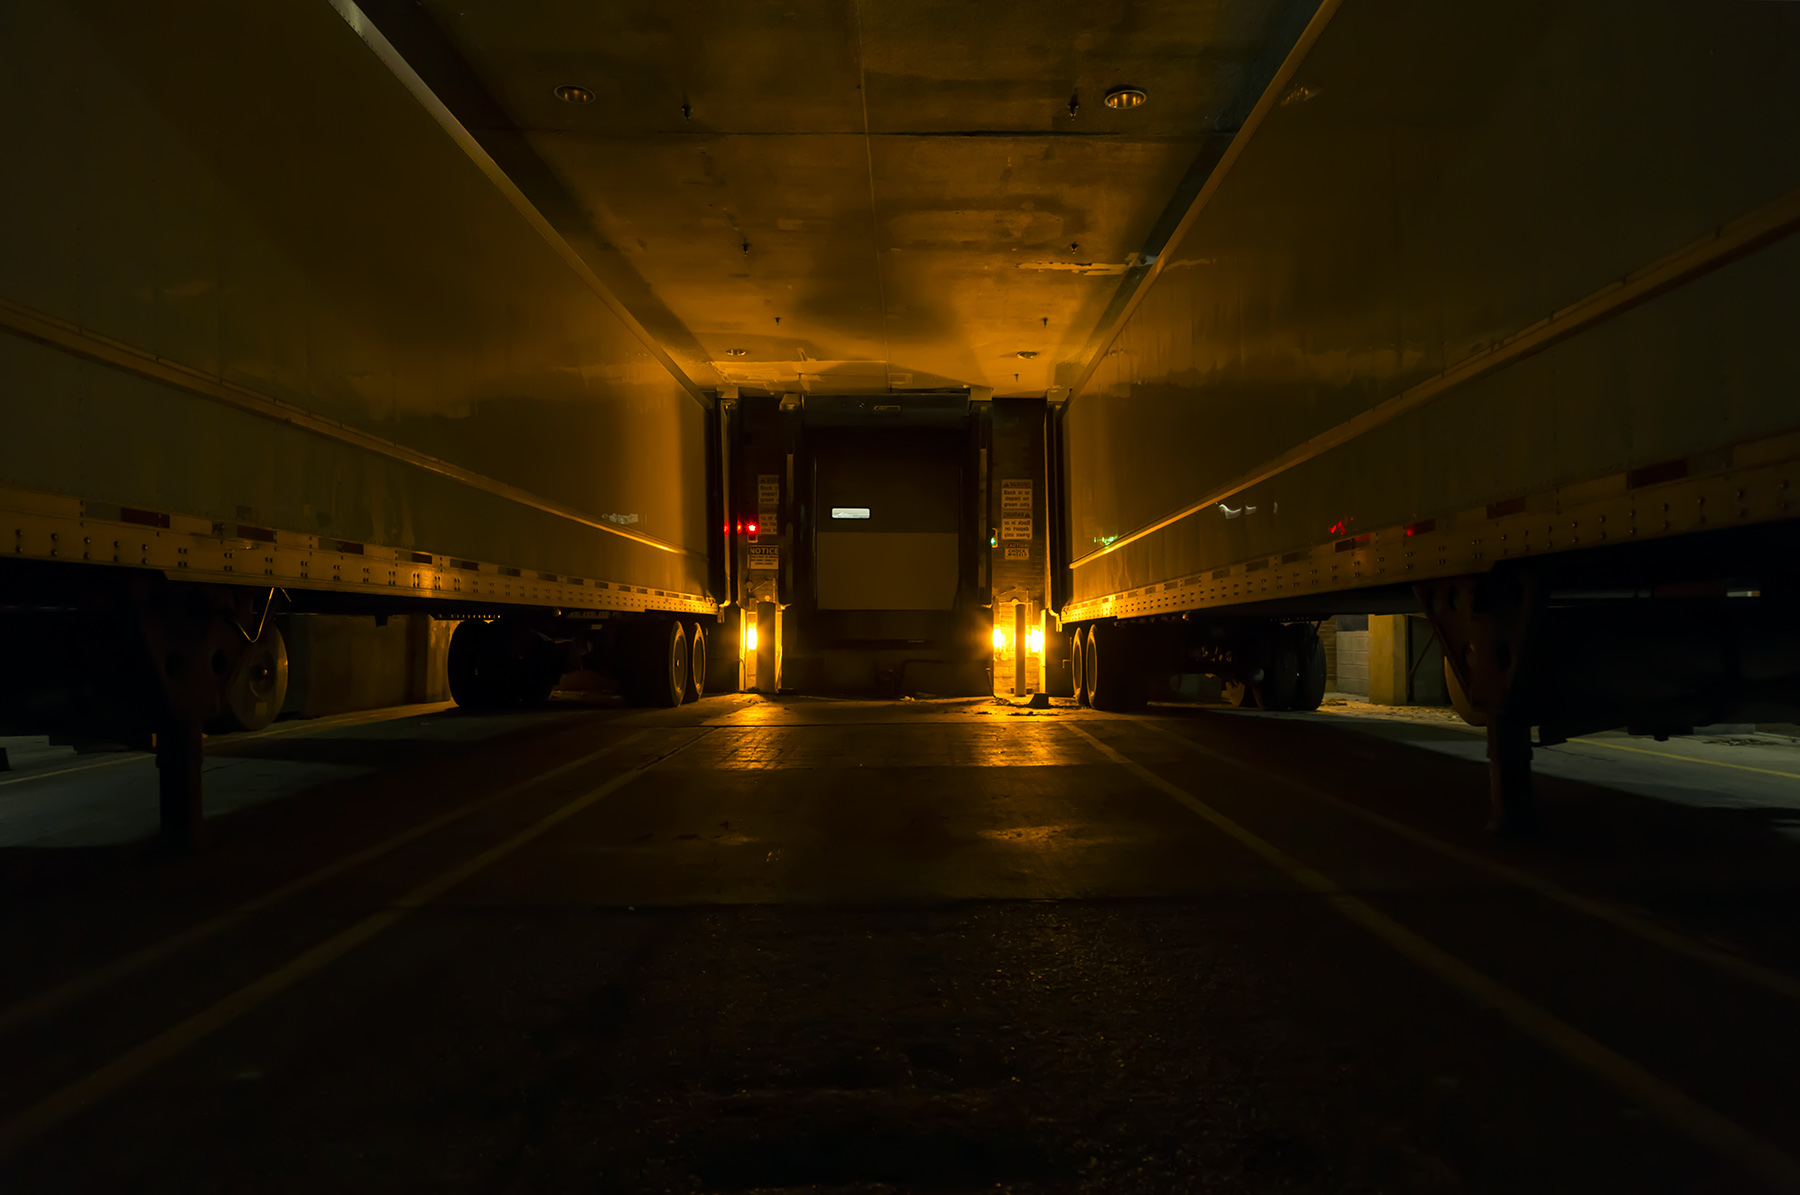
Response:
[[813, 430, 962, 611]]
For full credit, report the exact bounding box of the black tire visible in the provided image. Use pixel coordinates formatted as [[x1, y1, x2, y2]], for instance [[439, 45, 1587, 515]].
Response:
[[1087, 621, 1145, 711], [685, 622, 706, 703], [1290, 623, 1327, 711], [1082, 627, 1098, 706], [1071, 625, 1088, 707], [209, 622, 288, 732], [450, 618, 560, 709], [624, 619, 687, 708], [1250, 628, 1300, 711], [448, 618, 501, 709]]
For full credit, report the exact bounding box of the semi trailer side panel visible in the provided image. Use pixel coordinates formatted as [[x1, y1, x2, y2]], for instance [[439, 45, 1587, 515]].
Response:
[[1063, 1, 1800, 617], [0, 0, 711, 605]]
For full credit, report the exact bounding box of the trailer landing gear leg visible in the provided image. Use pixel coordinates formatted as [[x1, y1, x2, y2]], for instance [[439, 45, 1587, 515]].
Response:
[[1416, 566, 1544, 837], [157, 718, 205, 852], [1486, 713, 1536, 838]]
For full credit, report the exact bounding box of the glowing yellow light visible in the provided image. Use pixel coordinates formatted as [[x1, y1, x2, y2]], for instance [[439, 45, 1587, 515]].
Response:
[[1028, 628, 1044, 655], [744, 622, 758, 653], [992, 626, 1007, 651]]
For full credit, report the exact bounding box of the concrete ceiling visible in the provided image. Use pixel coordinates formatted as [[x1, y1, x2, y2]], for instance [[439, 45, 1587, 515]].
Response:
[[366, 0, 1308, 397]]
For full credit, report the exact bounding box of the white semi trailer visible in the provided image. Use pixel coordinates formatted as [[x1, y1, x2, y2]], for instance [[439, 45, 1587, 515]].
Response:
[[1055, 2, 1800, 832], [0, 2, 726, 845]]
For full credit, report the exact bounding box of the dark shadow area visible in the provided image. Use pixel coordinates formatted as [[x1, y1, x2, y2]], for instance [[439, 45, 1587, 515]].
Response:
[[0, 704, 627, 905], [693, 1108, 1067, 1190], [1139, 704, 1800, 965]]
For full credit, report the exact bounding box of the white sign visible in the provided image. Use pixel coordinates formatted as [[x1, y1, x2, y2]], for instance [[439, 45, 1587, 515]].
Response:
[[1001, 516, 1032, 540], [748, 544, 780, 570], [1000, 479, 1033, 513], [757, 475, 781, 531], [1003, 545, 1029, 560]]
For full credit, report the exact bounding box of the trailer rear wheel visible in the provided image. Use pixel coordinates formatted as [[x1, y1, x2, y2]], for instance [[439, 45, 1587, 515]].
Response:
[[1289, 623, 1327, 712], [1086, 621, 1145, 711], [1071, 625, 1088, 706], [1082, 628, 1098, 706], [685, 622, 706, 703], [1253, 631, 1301, 711], [624, 619, 688, 708]]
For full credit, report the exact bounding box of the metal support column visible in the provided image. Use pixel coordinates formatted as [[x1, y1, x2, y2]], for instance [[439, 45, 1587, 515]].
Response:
[[1486, 713, 1537, 838], [157, 718, 205, 851], [1013, 601, 1028, 695]]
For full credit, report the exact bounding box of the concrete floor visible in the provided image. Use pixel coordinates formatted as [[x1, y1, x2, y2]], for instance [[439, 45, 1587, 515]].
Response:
[[2, 696, 1799, 1193]]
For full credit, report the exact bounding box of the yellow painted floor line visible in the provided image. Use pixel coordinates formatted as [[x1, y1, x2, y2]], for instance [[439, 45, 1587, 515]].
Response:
[[222, 700, 458, 743], [0, 730, 652, 1038], [1131, 718, 1800, 1007], [1574, 737, 1800, 781], [0, 728, 703, 1160], [0, 753, 146, 789], [1069, 723, 1800, 1194]]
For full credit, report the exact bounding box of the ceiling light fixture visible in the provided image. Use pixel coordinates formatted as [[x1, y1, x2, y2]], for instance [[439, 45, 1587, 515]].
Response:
[[553, 84, 594, 104], [726, 348, 749, 357], [1103, 86, 1147, 109], [1016, 351, 1038, 359]]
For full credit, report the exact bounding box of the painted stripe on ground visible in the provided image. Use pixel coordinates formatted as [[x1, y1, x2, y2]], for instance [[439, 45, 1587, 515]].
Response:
[[1576, 736, 1800, 780], [0, 730, 653, 1037], [1129, 716, 1800, 1006], [0, 730, 704, 1158], [1068, 722, 1800, 1194]]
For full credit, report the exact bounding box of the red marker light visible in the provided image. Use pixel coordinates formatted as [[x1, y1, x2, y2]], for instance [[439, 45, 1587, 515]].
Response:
[[747, 522, 758, 534]]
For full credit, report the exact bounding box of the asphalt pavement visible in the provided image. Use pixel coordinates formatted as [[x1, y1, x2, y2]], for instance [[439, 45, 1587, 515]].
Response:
[[1, 693, 1798, 1193]]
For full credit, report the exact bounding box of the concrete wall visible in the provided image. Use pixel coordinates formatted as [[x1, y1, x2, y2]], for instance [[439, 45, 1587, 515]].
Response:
[[280, 614, 451, 719], [1367, 616, 1409, 706], [1331, 616, 1370, 697], [1364, 614, 1447, 707]]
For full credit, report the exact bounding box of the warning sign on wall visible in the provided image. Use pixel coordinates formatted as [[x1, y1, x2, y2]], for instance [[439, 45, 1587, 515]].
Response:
[[1000, 479, 1033, 512], [756, 474, 781, 534], [748, 545, 780, 570], [1000, 516, 1032, 540], [1003, 545, 1029, 560]]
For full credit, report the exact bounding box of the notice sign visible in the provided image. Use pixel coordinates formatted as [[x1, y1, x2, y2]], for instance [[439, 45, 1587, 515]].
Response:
[[1000, 479, 1032, 540], [756, 474, 780, 535], [748, 544, 780, 570], [1003, 545, 1029, 560]]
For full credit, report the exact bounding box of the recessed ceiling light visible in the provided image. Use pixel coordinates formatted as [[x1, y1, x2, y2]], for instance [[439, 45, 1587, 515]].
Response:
[[726, 348, 749, 357], [1103, 86, 1147, 110], [1016, 351, 1038, 359], [553, 84, 594, 104]]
